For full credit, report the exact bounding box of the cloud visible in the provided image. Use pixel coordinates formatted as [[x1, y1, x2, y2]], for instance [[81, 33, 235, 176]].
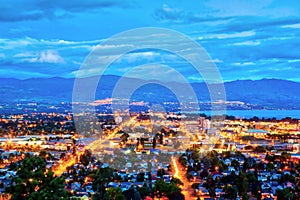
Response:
[[0, 36, 101, 79], [233, 41, 260, 46], [288, 59, 300, 63], [204, 30, 256, 40], [1, 1, 300, 82], [121, 51, 160, 63], [154, 4, 233, 24], [15, 50, 64, 64], [0, 36, 98, 57], [0, 10, 44, 22], [216, 16, 300, 33], [154, 4, 184, 23], [281, 23, 300, 29], [0, 0, 131, 22], [232, 62, 255, 66], [38, 50, 65, 63], [207, 59, 223, 63], [203, 0, 300, 19]]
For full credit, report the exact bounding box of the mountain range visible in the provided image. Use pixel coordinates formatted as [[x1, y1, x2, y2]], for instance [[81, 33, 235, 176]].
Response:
[[1, 76, 300, 109]]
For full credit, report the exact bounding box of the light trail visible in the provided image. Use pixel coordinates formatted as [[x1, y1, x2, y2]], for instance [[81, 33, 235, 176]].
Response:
[[171, 156, 195, 200], [52, 152, 83, 176], [86, 116, 137, 152], [52, 116, 138, 176], [52, 114, 195, 177], [172, 156, 179, 178]]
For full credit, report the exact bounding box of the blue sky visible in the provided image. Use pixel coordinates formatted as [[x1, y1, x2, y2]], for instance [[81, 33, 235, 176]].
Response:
[[0, 0, 300, 82]]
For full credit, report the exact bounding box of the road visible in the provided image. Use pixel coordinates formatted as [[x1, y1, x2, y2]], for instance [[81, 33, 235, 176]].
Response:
[[171, 156, 196, 200], [52, 152, 83, 176]]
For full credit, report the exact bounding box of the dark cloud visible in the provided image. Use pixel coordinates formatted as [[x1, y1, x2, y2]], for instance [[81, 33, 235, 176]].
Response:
[[0, 11, 44, 22], [0, 0, 131, 22]]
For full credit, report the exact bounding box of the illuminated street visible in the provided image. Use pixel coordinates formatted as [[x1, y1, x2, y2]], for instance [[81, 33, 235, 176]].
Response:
[[171, 156, 195, 200], [52, 153, 82, 176]]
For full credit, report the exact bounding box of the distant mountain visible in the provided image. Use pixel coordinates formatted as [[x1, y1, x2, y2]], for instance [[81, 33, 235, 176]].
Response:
[[223, 79, 300, 109], [0, 76, 300, 109]]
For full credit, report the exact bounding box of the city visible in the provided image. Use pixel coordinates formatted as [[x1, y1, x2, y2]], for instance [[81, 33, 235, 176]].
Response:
[[1, 1, 300, 200], [0, 108, 299, 199]]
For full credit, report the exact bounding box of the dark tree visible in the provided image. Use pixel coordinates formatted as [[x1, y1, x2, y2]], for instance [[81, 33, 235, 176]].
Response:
[[152, 137, 156, 149], [6, 155, 68, 200], [157, 168, 165, 178], [224, 185, 238, 200]]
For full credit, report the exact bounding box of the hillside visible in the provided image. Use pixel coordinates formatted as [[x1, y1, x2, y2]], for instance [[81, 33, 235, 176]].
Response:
[[1, 76, 300, 109]]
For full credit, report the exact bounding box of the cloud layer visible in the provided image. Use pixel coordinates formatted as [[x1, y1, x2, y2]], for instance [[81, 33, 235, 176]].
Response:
[[0, 0, 300, 82]]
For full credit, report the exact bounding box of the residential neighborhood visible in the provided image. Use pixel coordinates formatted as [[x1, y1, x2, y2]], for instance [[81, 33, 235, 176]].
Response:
[[0, 111, 299, 199]]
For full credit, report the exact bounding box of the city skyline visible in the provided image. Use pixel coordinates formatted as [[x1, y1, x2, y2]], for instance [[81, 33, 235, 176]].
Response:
[[1, 0, 300, 82]]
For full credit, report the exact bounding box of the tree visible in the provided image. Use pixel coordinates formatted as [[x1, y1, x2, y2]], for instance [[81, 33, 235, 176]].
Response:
[[159, 134, 163, 145], [203, 174, 214, 190], [157, 168, 165, 178], [152, 137, 156, 149], [39, 150, 48, 159], [217, 160, 228, 172], [235, 172, 248, 197], [191, 183, 200, 190], [80, 149, 93, 166], [254, 146, 266, 153], [242, 159, 250, 172], [266, 162, 275, 171], [276, 188, 294, 200], [120, 133, 129, 143], [186, 172, 193, 182], [60, 152, 66, 160], [234, 151, 244, 158], [103, 188, 125, 200], [265, 153, 275, 162], [137, 183, 150, 199], [170, 177, 183, 186], [243, 193, 250, 200], [91, 167, 114, 199], [9, 162, 17, 171], [281, 151, 291, 161], [200, 169, 209, 179], [246, 172, 257, 184], [224, 185, 238, 200], [252, 185, 262, 200], [168, 192, 184, 200], [153, 180, 169, 198], [137, 172, 145, 182], [133, 189, 141, 200], [179, 156, 187, 166], [6, 155, 68, 200], [153, 180, 181, 199], [231, 159, 240, 171]]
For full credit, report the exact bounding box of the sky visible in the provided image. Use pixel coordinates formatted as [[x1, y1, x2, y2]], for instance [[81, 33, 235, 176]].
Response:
[[0, 0, 300, 82]]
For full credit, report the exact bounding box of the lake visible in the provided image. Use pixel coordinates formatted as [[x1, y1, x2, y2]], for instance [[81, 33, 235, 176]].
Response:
[[200, 110, 300, 119]]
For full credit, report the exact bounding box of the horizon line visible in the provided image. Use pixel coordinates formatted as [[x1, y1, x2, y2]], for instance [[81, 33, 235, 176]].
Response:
[[0, 75, 299, 84]]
